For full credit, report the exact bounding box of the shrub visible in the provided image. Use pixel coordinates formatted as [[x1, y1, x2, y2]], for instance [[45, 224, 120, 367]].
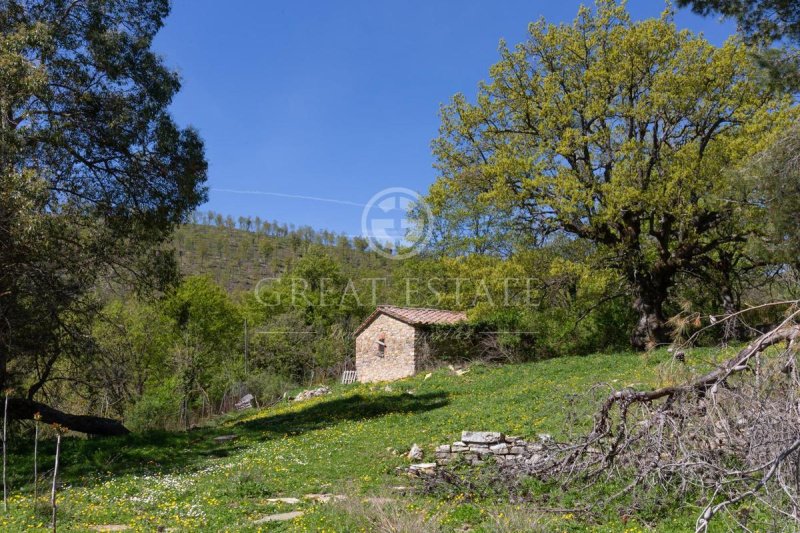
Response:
[[124, 377, 182, 432]]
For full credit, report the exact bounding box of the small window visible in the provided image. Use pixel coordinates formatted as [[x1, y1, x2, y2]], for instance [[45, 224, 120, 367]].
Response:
[[377, 333, 386, 356]]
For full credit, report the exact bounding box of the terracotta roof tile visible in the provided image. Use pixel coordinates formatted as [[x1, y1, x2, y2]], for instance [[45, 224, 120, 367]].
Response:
[[354, 306, 467, 336]]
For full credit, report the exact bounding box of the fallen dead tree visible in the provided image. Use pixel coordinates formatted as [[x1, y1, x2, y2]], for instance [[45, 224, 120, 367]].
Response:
[[428, 304, 800, 531]]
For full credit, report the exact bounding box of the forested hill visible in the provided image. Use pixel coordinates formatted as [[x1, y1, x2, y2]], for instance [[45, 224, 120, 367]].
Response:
[[173, 213, 393, 294]]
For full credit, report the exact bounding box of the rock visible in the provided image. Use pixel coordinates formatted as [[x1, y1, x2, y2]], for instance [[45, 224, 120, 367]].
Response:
[[265, 497, 301, 504], [407, 443, 423, 460], [461, 431, 504, 444], [212, 435, 238, 443], [455, 368, 470, 376], [254, 511, 304, 523], [293, 386, 330, 402], [451, 442, 469, 452], [383, 385, 393, 392], [304, 493, 346, 503], [424, 373, 432, 380], [538, 433, 553, 443], [489, 443, 509, 454], [436, 444, 451, 453], [468, 444, 490, 452], [408, 462, 437, 475]]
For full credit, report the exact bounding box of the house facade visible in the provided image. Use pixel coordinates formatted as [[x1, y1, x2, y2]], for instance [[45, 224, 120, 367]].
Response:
[[354, 306, 467, 383]]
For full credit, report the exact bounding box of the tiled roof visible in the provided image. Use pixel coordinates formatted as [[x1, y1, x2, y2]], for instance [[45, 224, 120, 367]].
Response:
[[354, 305, 467, 336]]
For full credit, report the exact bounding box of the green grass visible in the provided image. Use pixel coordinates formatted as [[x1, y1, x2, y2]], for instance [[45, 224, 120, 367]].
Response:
[[3, 348, 736, 531]]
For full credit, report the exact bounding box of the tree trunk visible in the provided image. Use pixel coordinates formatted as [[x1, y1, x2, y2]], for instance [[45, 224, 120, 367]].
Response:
[[630, 289, 670, 350], [720, 285, 742, 342], [7, 398, 129, 436]]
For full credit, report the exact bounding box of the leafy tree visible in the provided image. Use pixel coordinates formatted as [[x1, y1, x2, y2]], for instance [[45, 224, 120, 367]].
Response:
[[677, 0, 800, 43], [163, 276, 242, 420], [428, 1, 794, 349], [677, 0, 800, 88], [0, 0, 206, 433], [92, 299, 173, 418], [748, 124, 800, 270]]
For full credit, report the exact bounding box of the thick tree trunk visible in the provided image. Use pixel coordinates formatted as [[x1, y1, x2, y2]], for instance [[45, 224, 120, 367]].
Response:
[[7, 398, 129, 436], [630, 289, 670, 351]]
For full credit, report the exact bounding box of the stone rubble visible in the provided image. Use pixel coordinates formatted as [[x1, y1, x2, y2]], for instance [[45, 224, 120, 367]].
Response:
[[293, 386, 331, 402], [434, 431, 547, 466], [407, 463, 437, 476]]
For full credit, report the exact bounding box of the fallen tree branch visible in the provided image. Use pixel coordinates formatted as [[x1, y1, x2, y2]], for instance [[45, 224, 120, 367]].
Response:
[[8, 398, 129, 436], [430, 302, 800, 530], [593, 316, 800, 438]]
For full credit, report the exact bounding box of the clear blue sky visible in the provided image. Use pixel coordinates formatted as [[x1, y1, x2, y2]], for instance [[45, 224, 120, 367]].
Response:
[[153, 1, 735, 237]]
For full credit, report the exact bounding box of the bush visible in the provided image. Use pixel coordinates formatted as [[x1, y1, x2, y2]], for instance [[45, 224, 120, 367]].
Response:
[[124, 377, 182, 432], [244, 371, 294, 406]]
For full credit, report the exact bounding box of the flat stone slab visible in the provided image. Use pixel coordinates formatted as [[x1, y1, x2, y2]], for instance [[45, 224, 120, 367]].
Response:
[[409, 462, 437, 472], [212, 434, 238, 443], [303, 493, 346, 503], [461, 431, 504, 444], [265, 497, 302, 504], [254, 511, 304, 523]]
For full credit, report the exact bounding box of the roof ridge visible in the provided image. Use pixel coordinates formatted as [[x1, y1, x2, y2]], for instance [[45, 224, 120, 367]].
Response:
[[354, 305, 467, 336], [378, 304, 462, 312]]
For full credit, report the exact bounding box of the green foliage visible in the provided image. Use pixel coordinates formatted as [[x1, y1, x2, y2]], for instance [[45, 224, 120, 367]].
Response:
[[0, 0, 207, 403], [677, 0, 800, 43], [123, 377, 182, 432], [243, 371, 292, 406], [428, 0, 795, 347]]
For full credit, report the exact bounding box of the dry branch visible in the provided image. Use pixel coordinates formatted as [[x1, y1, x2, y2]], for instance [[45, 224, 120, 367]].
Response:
[[431, 304, 800, 530]]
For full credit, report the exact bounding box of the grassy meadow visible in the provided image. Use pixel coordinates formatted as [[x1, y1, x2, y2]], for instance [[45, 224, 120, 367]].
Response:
[[2, 347, 740, 532]]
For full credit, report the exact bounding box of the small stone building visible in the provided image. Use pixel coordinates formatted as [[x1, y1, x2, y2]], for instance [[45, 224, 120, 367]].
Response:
[[354, 306, 467, 383]]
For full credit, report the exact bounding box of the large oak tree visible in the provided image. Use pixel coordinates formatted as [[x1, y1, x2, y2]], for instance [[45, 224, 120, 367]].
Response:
[[0, 0, 207, 433], [428, 1, 794, 349]]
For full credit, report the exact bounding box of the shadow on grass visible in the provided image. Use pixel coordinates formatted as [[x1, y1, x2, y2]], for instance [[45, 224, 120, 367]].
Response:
[[8, 391, 448, 491], [237, 391, 449, 435]]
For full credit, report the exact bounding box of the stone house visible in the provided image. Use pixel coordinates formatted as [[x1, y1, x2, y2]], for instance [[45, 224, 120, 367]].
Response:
[[354, 306, 467, 383]]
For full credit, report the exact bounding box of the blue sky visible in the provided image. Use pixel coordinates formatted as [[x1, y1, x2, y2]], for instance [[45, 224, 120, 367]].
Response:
[[153, 1, 736, 237]]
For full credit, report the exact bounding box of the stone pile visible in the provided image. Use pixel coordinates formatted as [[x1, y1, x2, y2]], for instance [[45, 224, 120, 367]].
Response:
[[434, 431, 549, 466], [293, 386, 330, 402]]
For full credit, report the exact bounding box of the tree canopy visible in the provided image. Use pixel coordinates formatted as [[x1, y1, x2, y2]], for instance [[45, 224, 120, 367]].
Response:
[[428, 0, 795, 349], [0, 0, 207, 432]]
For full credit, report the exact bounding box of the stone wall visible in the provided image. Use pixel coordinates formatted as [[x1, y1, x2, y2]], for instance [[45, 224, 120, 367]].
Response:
[[356, 314, 417, 383], [434, 431, 547, 466]]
